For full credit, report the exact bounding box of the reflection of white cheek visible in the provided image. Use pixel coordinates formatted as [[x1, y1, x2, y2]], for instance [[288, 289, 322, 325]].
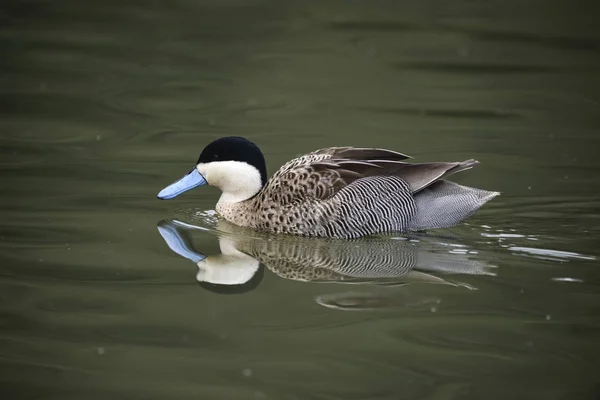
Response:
[[196, 257, 260, 285]]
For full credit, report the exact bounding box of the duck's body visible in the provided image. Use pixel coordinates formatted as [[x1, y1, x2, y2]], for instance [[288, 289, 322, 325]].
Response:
[[158, 137, 499, 239]]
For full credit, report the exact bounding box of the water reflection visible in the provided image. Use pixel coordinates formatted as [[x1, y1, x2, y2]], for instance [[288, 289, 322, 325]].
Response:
[[157, 218, 497, 308]]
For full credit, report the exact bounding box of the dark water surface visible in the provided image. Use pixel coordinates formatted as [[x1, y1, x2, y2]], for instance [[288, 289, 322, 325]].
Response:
[[1, 0, 600, 399]]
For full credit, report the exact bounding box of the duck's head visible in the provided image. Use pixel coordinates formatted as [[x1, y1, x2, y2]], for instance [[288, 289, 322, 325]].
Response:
[[157, 136, 267, 202]]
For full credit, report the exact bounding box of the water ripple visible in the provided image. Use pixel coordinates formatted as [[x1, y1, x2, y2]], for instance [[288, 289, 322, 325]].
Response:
[[393, 61, 562, 74], [508, 246, 596, 261], [330, 20, 600, 53], [353, 106, 521, 119]]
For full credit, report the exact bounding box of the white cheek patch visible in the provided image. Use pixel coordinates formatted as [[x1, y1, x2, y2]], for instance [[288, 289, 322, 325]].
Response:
[[198, 161, 263, 203], [196, 163, 209, 181]]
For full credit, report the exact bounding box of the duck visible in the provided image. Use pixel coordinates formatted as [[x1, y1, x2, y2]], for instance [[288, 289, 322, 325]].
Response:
[[157, 136, 499, 239]]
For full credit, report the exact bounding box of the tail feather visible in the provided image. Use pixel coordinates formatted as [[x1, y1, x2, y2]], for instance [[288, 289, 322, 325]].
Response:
[[384, 159, 481, 193], [410, 180, 499, 230]]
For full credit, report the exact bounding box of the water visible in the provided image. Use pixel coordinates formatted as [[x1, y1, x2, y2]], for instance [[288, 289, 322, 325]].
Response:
[[1, 0, 599, 398]]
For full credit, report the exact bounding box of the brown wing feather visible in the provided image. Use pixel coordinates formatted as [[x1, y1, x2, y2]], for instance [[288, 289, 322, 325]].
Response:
[[258, 146, 478, 207], [369, 159, 479, 192], [323, 147, 411, 160]]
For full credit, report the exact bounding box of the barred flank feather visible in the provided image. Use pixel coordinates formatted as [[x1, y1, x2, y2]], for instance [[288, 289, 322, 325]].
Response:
[[323, 176, 417, 239]]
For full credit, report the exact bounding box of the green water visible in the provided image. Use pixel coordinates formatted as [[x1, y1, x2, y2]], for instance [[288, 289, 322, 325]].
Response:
[[1, 0, 599, 399]]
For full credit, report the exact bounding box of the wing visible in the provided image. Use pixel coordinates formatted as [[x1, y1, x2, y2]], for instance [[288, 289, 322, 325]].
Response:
[[257, 146, 479, 207]]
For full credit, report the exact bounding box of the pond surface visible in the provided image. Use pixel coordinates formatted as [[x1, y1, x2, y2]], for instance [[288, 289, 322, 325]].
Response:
[[1, 0, 599, 399]]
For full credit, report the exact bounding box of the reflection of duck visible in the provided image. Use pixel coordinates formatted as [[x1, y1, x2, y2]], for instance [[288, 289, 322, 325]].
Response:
[[157, 137, 499, 239], [157, 218, 495, 297]]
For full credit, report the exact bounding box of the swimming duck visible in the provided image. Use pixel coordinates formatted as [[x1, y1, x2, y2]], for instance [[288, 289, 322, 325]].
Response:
[[157, 136, 499, 239]]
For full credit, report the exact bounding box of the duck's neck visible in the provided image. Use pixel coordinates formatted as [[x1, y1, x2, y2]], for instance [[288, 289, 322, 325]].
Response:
[[216, 199, 258, 228], [217, 191, 256, 205], [196, 160, 264, 223]]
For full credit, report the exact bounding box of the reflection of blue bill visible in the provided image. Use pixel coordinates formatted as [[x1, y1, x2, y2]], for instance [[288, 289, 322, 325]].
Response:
[[157, 222, 206, 263]]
